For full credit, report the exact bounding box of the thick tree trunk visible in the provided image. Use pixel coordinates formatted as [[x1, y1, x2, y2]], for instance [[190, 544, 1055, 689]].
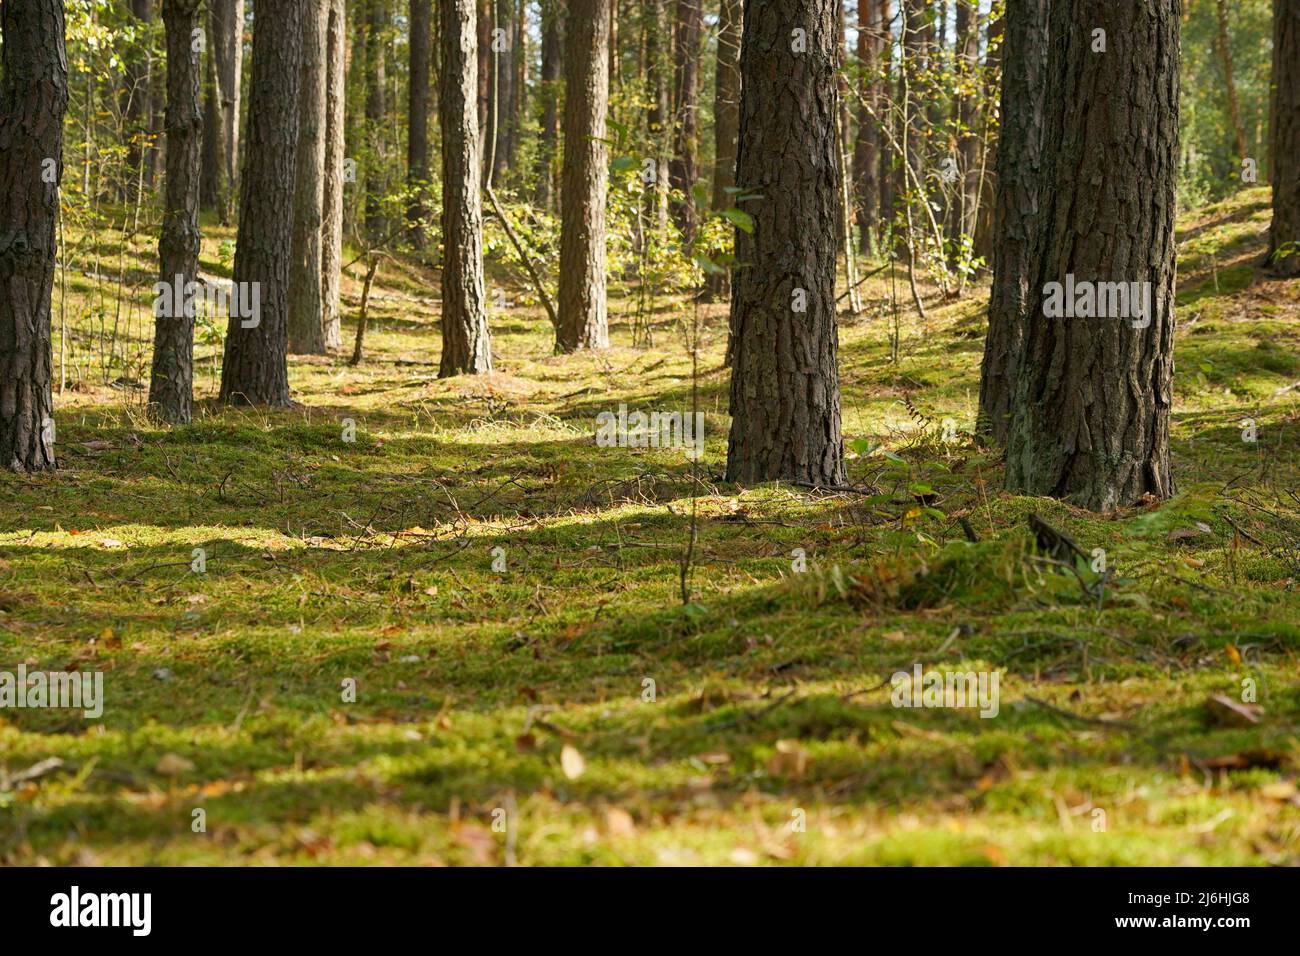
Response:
[[438, 0, 493, 375], [725, 0, 846, 487], [1269, 0, 1300, 277], [0, 0, 68, 472], [668, 0, 702, 241], [704, 0, 741, 300], [320, 0, 347, 348], [200, 13, 226, 212], [534, 0, 563, 210], [854, 0, 880, 257], [407, 0, 431, 245], [219, 0, 306, 406], [149, 0, 205, 425], [557, 0, 611, 351], [977, 0, 1047, 446], [288, 0, 330, 354], [1004, 0, 1179, 513]]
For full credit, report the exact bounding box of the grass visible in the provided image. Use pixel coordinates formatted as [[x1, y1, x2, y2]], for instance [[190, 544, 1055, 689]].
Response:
[[1, 187, 1298, 866]]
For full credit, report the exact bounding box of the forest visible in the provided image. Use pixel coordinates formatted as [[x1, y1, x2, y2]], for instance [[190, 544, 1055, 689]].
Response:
[[0, 0, 1298, 869]]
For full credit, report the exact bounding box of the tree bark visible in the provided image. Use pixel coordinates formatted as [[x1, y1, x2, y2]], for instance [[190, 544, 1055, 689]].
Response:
[[407, 0, 432, 245], [320, 0, 347, 348], [724, 0, 846, 487], [534, 0, 563, 210], [364, 0, 388, 240], [0, 0, 68, 472], [953, 0, 980, 246], [1269, 0, 1300, 277], [646, 0, 671, 236], [668, 0, 702, 241], [204, 0, 243, 224], [122, 0, 156, 204], [704, 0, 741, 299], [288, 0, 330, 354], [854, 0, 880, 257], [878, 0, 894, 234], [1213, 0, 1249, 164], [219, 0, 306, 406], [557, 0, 611, 351], [977, 0, 1047, 446], [1004, 0, 1179, 512], [149, 0, 205, 425], [438, 0, 493, 375]]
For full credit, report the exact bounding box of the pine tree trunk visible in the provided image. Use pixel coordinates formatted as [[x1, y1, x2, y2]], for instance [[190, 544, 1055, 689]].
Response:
[[1269, 0, 1300, 277], [209, 0, 243, 225], [646, 0, 671, 236], [219, 0, 306, 406], [878, 0, 894, 235], [320, 0, 347, 348], [438, 0, 493, 375], [407, 0, 431, 245], [668, 0, 701, 242], [954, 0, 980, 246], [704, 0, 741, 300], [1004, 0, 1179, 512], [364, 0, 388, 240], [122, 0, 155, 204], [0, 0, 68, 472], [854, 0, 880, 257], [149, 0, 205, 425], [1214, 0, 1249, 164], [200, 12, 226, 213], [978, 0, 1047, 445], [557, 0, 611, 351], [487, 0, 516, 186], [534, 0, 563, 210], [725, 0, 846, 487], [288, 0, 330, 355]]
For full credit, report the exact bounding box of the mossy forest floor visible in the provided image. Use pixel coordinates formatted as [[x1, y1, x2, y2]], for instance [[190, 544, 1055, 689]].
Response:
[[2, 187, 1298, 865]]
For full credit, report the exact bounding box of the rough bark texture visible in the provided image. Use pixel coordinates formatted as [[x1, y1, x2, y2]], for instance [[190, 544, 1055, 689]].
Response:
[[724, 0, 846, 487], [0, 0, 68, 472], [669, 0, 702, 241], [320, 0, 347, 348], [854, 0, 880, 255], [438, 0, 493, 375], [534, 0, 563, 210], [149, 0, 205, 425], [200, 8, 226, 212], [219, 0, 306, 406], [1004, 0, 1180, 512], [557, 0, 611, 352], [978, 0, 1047, 445], [407, 0, 432, 245], [1269, 0, 1300, 277], [202, 0, 243, 223], [704, 0, 741, 299], [288, 0, 330, 354]]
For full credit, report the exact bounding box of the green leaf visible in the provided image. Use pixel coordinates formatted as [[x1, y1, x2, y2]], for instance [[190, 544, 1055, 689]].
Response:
[[724, 208, 755, 234]]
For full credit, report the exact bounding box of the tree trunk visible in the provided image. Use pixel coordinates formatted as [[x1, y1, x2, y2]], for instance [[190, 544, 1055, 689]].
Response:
[[854, 0, 880, 257], [149, 0, 205, 425], [122, 0, 155, 204], [668, 0, 702, 241], [534, 0, 563, 210], [972, 7, 1002, 262], [878, 0, 894, 236], [1004, 0, 1179, 512], [0, 0, 68, 472], [646, 0, 670, 236], [364, 0, 388, 240], [953, 0, 980, 246], [977, 0, 1047, 446], [487, 0, 517, 186], [1213, 0, 1249, 165], [288, 0, 330, 355], [438, 0, 493, 375], [407, 0, 432, 245], [320, 0, 347, 348], [206, 0, 243, 225], [1268, 0, 1300, 277], [725, 0, 846, 487], [704, 0, 741, 299], [219, 0, 306, 407], [200, 11, 226, 213], [557, 0, 611, 351]]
